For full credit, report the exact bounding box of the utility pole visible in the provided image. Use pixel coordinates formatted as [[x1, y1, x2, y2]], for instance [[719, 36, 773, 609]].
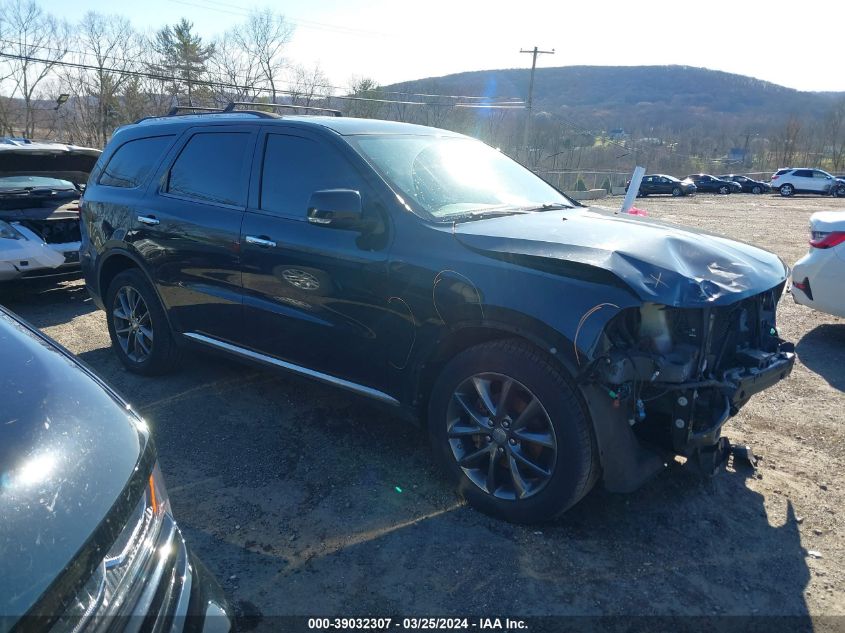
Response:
[[520, 46, 554, 164]]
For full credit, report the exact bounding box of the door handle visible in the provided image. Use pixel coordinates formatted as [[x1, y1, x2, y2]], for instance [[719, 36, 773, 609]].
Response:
[[137, 215, 160, 226], [245, 235, 277, 248]]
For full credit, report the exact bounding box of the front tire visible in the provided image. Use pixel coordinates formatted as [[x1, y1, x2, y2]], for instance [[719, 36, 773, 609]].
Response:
[[718, 185, 730, 194], [671, 187, 682, 197], [428, 339, 598, 523], [752, 185, 762, 194], [106, 268, 182, 375]]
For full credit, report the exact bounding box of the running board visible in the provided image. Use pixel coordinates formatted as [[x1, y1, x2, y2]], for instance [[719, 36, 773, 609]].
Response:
[[183, 332, 400, 407]]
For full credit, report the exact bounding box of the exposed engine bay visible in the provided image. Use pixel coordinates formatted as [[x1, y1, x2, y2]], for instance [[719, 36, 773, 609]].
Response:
[[585, 282, 795, 459], [0, 138, 99, 281]]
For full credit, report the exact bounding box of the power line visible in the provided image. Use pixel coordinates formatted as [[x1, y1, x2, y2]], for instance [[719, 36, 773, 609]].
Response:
[[0, 37, 524, 104], [0, 51, 526, 110]]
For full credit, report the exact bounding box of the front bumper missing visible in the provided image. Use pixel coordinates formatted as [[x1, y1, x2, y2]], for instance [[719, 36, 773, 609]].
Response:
[[672, 346, 795, 453]]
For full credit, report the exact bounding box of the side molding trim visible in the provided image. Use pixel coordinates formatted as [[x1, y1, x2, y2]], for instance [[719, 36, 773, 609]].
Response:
[[183, 332, 400, 406]]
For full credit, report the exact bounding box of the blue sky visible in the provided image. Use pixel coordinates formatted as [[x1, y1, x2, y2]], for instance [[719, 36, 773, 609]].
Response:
[[37, 0, 845, 93]]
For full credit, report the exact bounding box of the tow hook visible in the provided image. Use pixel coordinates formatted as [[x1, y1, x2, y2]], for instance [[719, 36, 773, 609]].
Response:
[[691, 437, 731, 476]]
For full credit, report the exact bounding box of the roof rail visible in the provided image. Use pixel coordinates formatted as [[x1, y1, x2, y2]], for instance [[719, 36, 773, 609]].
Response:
[[166, 106, 226, 116], [223, 102, 343, 117]]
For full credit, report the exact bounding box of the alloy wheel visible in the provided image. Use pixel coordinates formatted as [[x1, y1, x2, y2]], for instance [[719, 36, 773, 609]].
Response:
[[112, 285, 153, 363], [446, 373, 557, 500]]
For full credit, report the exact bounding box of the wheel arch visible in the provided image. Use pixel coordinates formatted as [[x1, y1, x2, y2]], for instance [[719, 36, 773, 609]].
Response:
[[410, 320, 581, 413], [97, 249, 178, 335]]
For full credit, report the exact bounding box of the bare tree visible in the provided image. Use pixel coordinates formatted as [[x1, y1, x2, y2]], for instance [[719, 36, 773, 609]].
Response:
[[1, 0, 69, 137], [345, 76, 384, 119], [229, 9, 294, 103], [58, 12, 140, 146], [288, 63, 329, 107], [208, 30, 263, 105], [826, 99, 845, 172]]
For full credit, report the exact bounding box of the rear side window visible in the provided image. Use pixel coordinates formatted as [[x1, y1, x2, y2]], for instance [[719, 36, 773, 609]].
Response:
[[260, 134, 361, 218], [166, 132, 251, 206], [775, 169, 790, 175], [793, 169, 813, 178], [99, 135, 174, 188]]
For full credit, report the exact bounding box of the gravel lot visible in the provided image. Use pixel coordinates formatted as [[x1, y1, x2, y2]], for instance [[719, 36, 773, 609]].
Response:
[[3, 194, 844, 630]]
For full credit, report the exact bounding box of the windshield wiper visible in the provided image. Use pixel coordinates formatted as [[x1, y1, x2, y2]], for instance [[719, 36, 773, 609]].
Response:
[[517, 202, 572, 212], [446, 208, 531, 223]]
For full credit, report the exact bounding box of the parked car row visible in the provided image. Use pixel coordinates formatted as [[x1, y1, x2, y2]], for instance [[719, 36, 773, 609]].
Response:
[[627, 173, 773, 197], [627, 169, 845, 199]]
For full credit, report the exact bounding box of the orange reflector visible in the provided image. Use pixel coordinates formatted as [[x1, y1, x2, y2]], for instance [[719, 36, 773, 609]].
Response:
[[149, 474, 158, 515]]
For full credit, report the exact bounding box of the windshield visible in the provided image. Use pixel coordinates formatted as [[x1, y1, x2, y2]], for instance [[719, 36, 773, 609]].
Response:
[[0, 175, 77, 192], [351, 135, 573, 220]]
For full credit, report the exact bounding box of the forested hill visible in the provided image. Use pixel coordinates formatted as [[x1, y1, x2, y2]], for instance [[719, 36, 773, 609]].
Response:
[[384, 65, 844, 131]]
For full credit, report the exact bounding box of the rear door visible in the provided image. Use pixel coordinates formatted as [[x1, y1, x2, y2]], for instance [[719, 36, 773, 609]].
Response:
[[239, 127, 394, 393], [141, 125, 256, 342]]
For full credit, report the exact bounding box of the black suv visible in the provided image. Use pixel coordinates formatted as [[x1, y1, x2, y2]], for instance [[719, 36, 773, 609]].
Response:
[[81, 107, 795, 522]]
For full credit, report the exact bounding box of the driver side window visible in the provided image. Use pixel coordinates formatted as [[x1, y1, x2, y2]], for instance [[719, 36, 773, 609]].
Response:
[[260, 134, 363, 219]]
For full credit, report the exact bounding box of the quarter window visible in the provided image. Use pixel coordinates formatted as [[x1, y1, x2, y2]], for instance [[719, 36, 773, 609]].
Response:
[[260, 134, 361, 218], [99, 135, 174, 188], [166, 132, 251, 206]]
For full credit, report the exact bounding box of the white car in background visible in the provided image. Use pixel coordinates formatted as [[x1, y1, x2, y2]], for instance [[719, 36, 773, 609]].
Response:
[[791, 211, 845, 318], [771, 167, 845, 197], [0, 137, 100, 282]]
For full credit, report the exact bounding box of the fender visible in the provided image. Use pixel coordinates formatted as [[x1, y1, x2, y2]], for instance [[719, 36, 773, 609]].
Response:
[[93, 246, 181, 338]]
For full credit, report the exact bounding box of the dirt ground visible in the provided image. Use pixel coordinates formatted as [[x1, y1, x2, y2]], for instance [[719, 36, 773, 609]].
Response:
[[2, 194, 844, 631]]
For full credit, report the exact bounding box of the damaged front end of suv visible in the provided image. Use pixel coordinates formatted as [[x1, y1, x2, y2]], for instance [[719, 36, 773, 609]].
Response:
[[586, 287, 794, 484], [452, 208, 795, 492]]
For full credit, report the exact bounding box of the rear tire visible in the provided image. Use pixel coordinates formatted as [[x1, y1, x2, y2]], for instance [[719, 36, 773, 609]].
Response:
[[428, 339, 598, 523], [752, 185, 762, 194], [105, 268, 182, 375], [718, 185, 730, 194], [780, 184, 794, 197]]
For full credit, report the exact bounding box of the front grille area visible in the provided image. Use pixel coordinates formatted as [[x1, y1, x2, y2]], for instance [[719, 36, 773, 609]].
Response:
[[18, 219, 81, 244], [50, 483, 183, 632]]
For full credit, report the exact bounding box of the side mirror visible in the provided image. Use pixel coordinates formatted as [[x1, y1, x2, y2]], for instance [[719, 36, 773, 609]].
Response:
[[307, 189, 363, 230]]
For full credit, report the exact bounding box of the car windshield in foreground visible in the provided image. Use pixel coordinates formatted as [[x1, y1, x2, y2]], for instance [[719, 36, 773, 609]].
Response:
[[0, 175, 77, 195], [351, 135, 574, 221]]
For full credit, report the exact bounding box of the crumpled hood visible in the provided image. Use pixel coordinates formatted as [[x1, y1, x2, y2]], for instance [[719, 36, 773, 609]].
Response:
[[452, 207, 788, 306]]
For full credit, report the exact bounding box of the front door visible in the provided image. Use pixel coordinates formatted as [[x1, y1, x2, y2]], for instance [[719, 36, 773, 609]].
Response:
[[240, 128, 394, 394]]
